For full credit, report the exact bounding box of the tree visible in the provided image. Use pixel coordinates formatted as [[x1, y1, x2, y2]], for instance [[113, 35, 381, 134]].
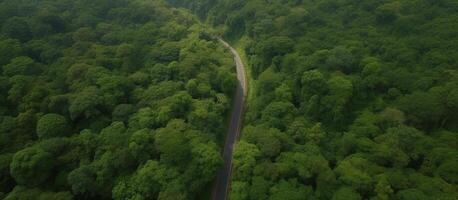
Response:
[[36, 113, 69, 139], [7, 75, 32, 105], [0, 0, 239, 198], [275, 150, 332, 185], [230, 181, 249, 200], [286, 118, 311, 144], [2, 17, 31, 41], [320, 75, 353, 124], [67, 165, 99, 196], [218, 69, 237, 95], [37, 12, 66, 33], [255, 36, 294, 64], [372, 176, 394, 200], [268, 179, 313, 200], [10, 147, 54, 186], [148, 63, 172, 83], [243, 126, 282, 158], [129, 129, 156, 164], [3, 56, 36, 77], [112, 104, 135, 123], [154, 120, 190, 165], [112, 160, 171, 200], [301, 70, 328, 101], [437, 160, 458, 184], [305, 123, 326, 144], [326, 46, 356, 73], [349, 111, 381, 138], [186, 79, 211, 98], [378, 108, 405, 129], [398, 90, 446, 129], [154, 92, 193, 125], [232, 141, 261, 180], [395, 189, 428, 200], [4, 186, 73, 200], [0, 38, 22, 66], [128, 107, 156, 129], [249, 176, 270, 200], [68, 86, 103, 120], [257, 68, 282, 97], [158, 42, 181, 62], [375, 2, 399, 24], [96, 75, 131, 109], [187, 100, 222, 133], [376, 126, 426, 167], [332, 187, 362, 200], [334, 156, 375, 195], [274, 84, 293, 102], [0, 153, 14, 193], [129, 71, 150, 86], [157, 182, 188, 200], [185, 142, 223, 191], [261, 102, 296, 131], [99, 122, 128, 149], [72, 27, 96, 42]]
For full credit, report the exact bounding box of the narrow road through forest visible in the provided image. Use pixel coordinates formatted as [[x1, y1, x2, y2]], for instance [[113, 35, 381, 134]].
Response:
[[212, 38, 247, 200]]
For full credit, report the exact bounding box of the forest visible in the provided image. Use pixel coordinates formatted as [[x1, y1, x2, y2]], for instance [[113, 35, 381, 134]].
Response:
[[168, 0, 458, 199], [0, 0, 238, 199], [1, 0, 457, 199]]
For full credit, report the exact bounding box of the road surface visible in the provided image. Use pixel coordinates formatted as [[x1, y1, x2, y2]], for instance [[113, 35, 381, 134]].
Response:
[[211, 38, 247, 200]]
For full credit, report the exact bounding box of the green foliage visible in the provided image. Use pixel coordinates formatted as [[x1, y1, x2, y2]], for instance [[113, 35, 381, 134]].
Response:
[[67, 165, 98, 196], [10, 147, 54, 186], [0, 38, 22, 66], [268, 179, 313, 200], [255, 36, 294, 63], [4, 186, 73, 200], [0, 0, 234, 198], [0, 153, 14, 193], [36, 113, 69, 139], [232, 141, 260, 180], [301, 70, 328, 100], [69, 86, 104, 120], [2, 17, 31, 42], [437, 160, 458, 184], [154, 120, 190, 165], [230, 181, 249, 200], [112, 160, 169, 200], [332, 187, 361, 200], [243, 126, 282, 158], [129, 129, 156, 164], [261, 101, 296, 131], [3, 56, 36, 77], [112, 104, 135, 123], [1, 0, 457, 198], [178, 0, 458, 199]]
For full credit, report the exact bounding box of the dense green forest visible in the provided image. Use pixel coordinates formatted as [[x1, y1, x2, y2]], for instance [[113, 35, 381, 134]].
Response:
[[169, 0, 458, 199], [0, 0, 238, 199], [1, 0, 458, 199]]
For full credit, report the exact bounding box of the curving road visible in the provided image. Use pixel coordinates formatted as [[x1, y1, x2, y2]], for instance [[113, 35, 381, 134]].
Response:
[[211, 38, 247, 200]]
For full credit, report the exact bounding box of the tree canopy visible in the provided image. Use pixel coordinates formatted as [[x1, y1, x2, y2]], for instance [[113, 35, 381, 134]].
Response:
[[170, 0, 458, 199], [0, 0, 236, 199]]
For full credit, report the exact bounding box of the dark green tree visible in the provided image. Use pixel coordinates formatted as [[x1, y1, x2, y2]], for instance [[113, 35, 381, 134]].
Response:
[[10, 147, 54, 186], [36, 113, 69, 139]]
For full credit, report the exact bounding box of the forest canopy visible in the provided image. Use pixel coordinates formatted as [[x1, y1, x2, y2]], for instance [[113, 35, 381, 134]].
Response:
[[0, 0, 237, 199], [168, 0, 458, 199], [1, 0, 458, 199]]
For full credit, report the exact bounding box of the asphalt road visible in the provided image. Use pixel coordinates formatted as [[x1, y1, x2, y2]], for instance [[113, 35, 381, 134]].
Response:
[[211, 38, 247, 200]]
